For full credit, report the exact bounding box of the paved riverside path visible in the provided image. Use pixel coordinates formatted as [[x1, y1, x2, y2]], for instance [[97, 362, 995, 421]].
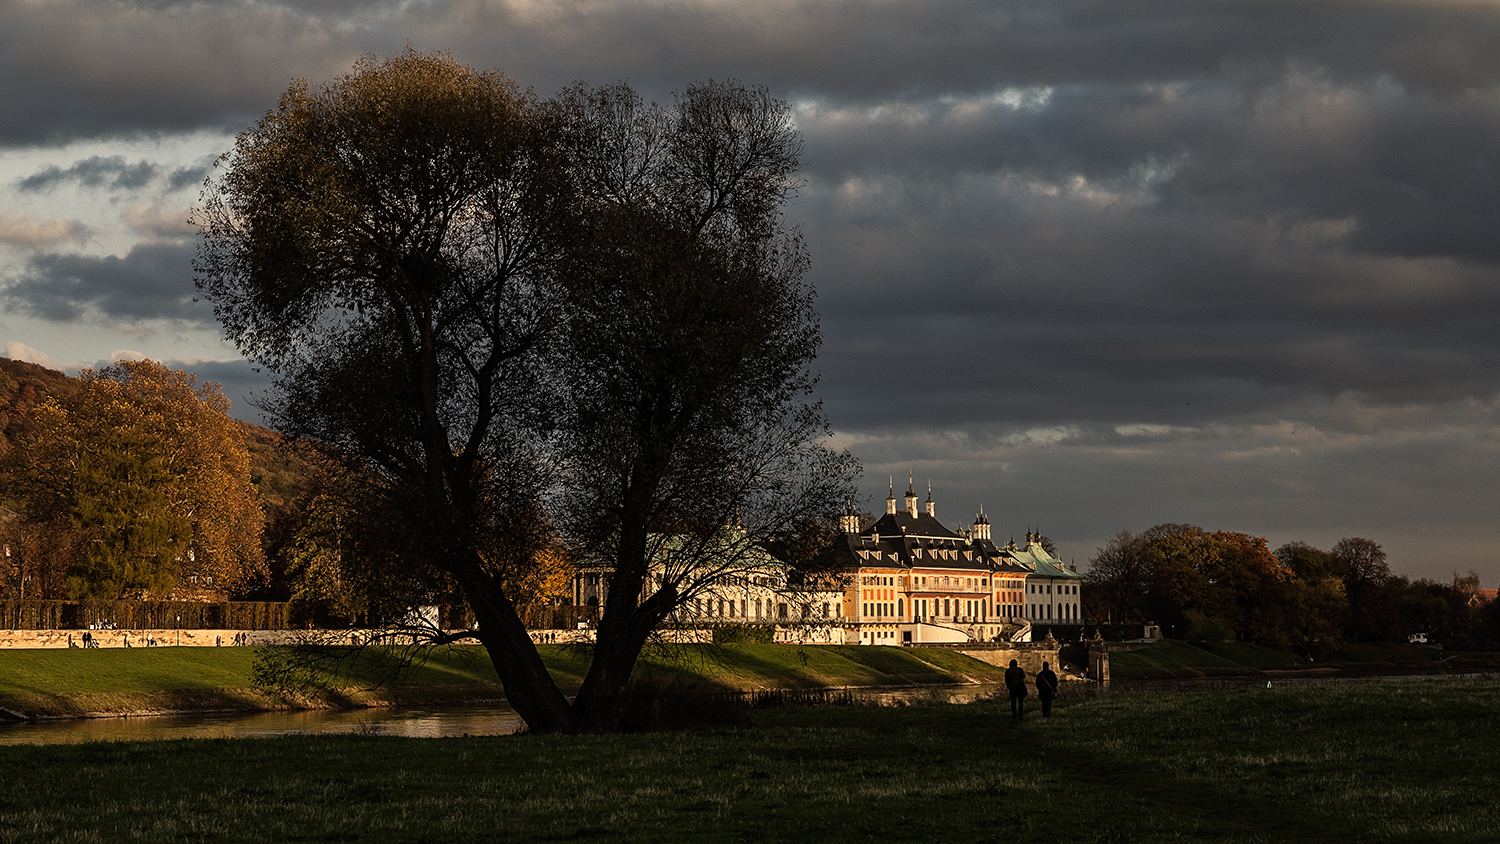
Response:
[[0, 629, 306, 648]]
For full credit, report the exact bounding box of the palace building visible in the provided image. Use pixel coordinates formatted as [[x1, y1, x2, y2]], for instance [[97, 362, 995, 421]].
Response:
[[828, 481, 1083, 645], [569, 481, 1082, 646]]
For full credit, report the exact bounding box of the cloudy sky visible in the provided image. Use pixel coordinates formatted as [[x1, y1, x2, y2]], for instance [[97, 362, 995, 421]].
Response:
[[3, 0, 1499, 582]]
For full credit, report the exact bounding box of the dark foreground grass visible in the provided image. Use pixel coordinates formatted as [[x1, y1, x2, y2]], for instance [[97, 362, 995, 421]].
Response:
[[1106, 639, 1489, 679], [2, 677, 1495, 843]]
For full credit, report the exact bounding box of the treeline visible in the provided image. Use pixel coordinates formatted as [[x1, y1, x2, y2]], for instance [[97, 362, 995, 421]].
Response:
[[0, 357, 574, 623], [1084, 523, 1498, 652]]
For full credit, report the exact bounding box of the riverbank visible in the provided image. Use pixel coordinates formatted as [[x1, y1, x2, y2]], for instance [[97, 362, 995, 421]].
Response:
[[2, 677, 1496, 842], [0, 643, 1008, 720]]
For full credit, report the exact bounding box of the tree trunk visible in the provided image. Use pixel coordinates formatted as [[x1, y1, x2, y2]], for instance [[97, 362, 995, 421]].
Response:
[[462, 574, 577, 734]]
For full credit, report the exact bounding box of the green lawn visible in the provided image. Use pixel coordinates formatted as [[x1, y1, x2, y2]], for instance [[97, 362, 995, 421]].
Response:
[[1, 677, 1495, 842], [0, 644, 1004, 717]]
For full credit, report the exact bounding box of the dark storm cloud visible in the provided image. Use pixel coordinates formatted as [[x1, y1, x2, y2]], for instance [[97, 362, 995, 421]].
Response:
[[6, 0, 1500, 144], [2, 242, 209, 324]]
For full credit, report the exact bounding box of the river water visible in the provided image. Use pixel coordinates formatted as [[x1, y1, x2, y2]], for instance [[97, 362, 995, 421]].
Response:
[[0, 704, 528, 745], [0, 673, 1475, 746]]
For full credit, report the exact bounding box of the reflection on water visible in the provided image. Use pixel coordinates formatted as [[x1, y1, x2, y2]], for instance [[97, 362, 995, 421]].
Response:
[[0, 704, 527, 746]]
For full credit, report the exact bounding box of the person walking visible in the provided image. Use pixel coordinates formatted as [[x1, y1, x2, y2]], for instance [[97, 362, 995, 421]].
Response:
[[1004, 659, 1028, 720], [1036, 661, 1059, 718]]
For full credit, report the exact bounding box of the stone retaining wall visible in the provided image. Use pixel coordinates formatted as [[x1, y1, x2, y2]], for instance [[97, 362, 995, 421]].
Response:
[[916, 641, 1062, 673]]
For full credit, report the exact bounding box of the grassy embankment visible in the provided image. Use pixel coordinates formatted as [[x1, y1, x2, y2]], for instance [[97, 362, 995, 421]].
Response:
[[0, 643, 1005, 718], [1, 676, 1496, 843], [1107, 639, 1500, 680]]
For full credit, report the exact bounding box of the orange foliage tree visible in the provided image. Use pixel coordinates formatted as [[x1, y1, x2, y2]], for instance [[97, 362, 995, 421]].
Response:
[[5, 360, 265, 599]]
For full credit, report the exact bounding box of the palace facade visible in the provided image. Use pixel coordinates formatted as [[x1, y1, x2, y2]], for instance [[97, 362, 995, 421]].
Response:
[[829, 483, 1083, 645]]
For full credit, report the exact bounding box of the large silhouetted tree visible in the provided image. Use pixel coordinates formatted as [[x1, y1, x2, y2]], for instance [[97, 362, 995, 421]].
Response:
[[195, 50, 854, 733], [549, 80, 856, 730]]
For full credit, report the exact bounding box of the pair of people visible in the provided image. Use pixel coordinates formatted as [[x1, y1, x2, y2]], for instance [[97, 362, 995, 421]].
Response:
[[1003, 659, 1059, 719]]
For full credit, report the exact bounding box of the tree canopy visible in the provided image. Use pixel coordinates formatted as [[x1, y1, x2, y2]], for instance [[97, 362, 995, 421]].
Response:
[[195, 49, 855, 733], [2, 360, 265, 599]]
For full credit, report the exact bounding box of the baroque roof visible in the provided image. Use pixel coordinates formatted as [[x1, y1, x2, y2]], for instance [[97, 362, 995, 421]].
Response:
[[833, 500, 1082, 579]]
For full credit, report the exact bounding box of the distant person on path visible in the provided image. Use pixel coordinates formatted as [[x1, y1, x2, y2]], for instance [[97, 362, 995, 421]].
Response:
[[1036, 661, 1059, 718], [1004, 659, 1028, 720]]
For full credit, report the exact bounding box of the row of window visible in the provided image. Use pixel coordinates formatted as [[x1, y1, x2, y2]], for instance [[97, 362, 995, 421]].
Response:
[[1030, 603, 1079, 621], [863, 574, 1073, 593], [863, 598, 1080, 622], [678, 597, 832, 620]]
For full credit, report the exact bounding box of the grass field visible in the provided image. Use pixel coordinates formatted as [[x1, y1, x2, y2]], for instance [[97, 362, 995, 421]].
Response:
[[1, 676, 1495, 843], [0, 643, 1006, 718], [1104, 639, 1481, 679]]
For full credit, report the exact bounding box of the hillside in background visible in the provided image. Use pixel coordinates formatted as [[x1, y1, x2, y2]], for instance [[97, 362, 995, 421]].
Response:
[[0, 358, 78, 455]]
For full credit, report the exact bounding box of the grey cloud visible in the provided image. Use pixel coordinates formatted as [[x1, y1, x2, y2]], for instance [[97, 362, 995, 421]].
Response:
[[163, 356, 274, 424], [19, 156, 160, 192], [15, 155, 212, 194], [166, 160, 215, 192], [2, 242, 210, 323]]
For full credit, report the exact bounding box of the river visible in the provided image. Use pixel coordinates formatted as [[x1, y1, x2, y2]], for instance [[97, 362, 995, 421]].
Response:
[[0, 704, 527, 745], [0, 672, 1476, 746]]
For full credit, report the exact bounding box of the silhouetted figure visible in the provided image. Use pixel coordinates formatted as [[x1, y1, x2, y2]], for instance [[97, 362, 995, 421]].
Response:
[[1004, 659, 1028, 720], [1036, 661, 1059, 717]]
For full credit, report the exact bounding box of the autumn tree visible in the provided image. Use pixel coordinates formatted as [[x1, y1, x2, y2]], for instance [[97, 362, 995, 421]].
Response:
[[195, 51, 853, 734], [4, 360, 265, 598]]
